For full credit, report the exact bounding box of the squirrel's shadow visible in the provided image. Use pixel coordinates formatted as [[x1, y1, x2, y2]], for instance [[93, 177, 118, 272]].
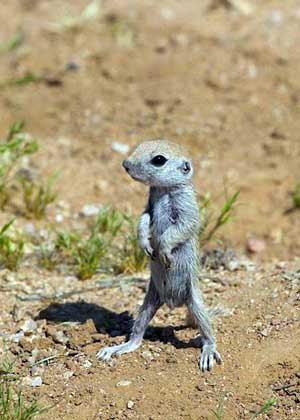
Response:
[[37, 301, 200, 350]]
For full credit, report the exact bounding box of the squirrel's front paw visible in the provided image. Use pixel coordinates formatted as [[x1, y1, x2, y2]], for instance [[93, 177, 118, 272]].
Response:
[[140, 240, 154, 258], [159, 247, 173, 269]]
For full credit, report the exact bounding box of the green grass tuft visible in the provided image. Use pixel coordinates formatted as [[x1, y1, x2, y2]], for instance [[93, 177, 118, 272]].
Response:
[[19, 173, 58, 219], [199, 190, 240, 245], [0, 358, 47, 419], [291, 181, 300, 209], [0, 220, 24, 271], [209, 393, 225, 420], [0, 122, 38, 209], [113, 215, 148, 274], [251, 397, 277, 419], [0, 33, 23, 53]]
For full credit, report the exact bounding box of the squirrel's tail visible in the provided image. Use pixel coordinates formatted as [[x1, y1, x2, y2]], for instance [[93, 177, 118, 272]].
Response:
[[186, 304, 231, 328]]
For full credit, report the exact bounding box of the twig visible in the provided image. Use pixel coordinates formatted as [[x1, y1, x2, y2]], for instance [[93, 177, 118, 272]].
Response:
[[16, 276, 147, 302]]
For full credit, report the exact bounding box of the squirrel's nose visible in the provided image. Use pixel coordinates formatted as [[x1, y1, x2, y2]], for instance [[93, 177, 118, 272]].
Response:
[[122, 160, 130, 172]]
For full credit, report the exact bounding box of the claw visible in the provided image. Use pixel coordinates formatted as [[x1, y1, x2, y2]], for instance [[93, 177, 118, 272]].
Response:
[[159, 250, 173, 269], [96, 341, 141, 363], [144, 244, 154, 258], [199, 346, 222, 372]]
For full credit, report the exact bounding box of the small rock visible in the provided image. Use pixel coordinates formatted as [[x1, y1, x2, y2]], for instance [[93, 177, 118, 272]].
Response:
[[276, 261, 287, 269], [53, 330, 69, 345], [116, 380, 132, 387], [111, 141, 130, 155], [269, 10, 282, 24], [81, 204, 99, 217], [11, 331, 24, 343], [21, 319, 37, 334], [141, 351, 153, 361], [127, 400, 135, 409], [160, 8, 175, 20], [26, 376, 42, 387], [229, 0, 255, 15], [246, 238, 266, 254], [63, 370, 74, 380], [81, 359, 92, 369], [248, 64, 257, 79], [260, 328, 269, 337], [95, 180, 109, 191], [24, 223, 35, 236], [39, 229, 49, 239], [227, 260, 240, 272], [28, 348, 39, 365], [55, 213, 64, 223]]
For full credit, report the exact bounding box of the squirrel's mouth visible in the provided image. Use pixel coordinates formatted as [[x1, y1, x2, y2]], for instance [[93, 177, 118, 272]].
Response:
[[129, 173, 149, 184], [130, 174, 144, 182]]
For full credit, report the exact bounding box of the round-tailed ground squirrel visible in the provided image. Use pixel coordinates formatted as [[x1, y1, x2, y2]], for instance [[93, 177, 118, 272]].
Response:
[[97, 139, 222, 371]]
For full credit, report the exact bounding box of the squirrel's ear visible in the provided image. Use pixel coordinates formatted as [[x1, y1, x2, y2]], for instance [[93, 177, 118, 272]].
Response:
[[180, 160, 192, 175]]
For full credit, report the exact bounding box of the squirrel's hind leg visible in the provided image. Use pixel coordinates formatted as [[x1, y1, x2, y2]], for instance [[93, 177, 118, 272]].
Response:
[[187, 284, 222, 371], [97, 279, 161, 362]]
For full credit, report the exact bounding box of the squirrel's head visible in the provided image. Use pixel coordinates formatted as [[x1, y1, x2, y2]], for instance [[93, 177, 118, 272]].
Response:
[[122, 140, 194, 188]]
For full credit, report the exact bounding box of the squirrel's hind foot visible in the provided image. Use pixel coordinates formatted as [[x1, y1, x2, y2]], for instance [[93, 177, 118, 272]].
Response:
[[199, 344, 222, 372]]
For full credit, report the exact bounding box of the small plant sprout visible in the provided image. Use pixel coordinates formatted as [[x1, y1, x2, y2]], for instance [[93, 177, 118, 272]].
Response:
[[0, 358, 47, 419], [114, 215, 148, 274], [0, 220, 24, 271], [291, 181, 300, 210], [107, 15, 136, 48], [49, 0, 102, 31], [73, 232, 107, 280], [0, 33, 23, 53], [19, 172, 58, 219], [0, 122, 38, 209], [93, 207, 125, 238], [199, 190, 240, 245], [251, 397, 277, 419], [54, 223, 108, 280], [209, 392, 226, 420], [55, 231, 81, 256], [38, 243, 57, 271]]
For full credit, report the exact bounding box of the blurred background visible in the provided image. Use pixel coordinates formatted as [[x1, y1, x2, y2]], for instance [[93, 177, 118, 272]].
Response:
[[0, 0, 300, 260]]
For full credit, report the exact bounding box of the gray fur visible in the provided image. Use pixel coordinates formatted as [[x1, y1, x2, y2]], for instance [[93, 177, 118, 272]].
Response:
[[96, 140, 222, 371]]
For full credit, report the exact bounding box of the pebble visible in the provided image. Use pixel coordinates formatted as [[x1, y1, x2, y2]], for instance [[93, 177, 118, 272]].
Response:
[[141, 350, 153, 361], [127, 400, 135, 409], [229, 0, 254, 15], [11, 330, 24, 343], [111, 141, 130, 155], [81, 359, 92, 369], [260, 328, 269, 337], [31, 376, 42, 387], [23, 376, 43, 387], [24, 223, 35, 236], [55, 213, 64, 223], [53, 330, 69, 345], [246, 238, 266, 254], [269, 10, 282, 24], [21, 319, 37, 334], [227, 260, 240, 272], [64, 370, 75, 380], [116, 380, 132, 387], [81, 204, 99, 217]]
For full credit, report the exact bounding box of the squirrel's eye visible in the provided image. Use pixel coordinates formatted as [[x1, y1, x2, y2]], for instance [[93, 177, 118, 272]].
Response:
[[150, 155, 167, 167]]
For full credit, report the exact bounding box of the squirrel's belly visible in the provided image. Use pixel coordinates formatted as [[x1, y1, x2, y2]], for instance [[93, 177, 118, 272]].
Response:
[[150, 258, 192, 308]]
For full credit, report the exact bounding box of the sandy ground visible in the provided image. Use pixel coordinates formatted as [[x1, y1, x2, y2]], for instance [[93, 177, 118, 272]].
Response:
[[0, 0, 300, 419]]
